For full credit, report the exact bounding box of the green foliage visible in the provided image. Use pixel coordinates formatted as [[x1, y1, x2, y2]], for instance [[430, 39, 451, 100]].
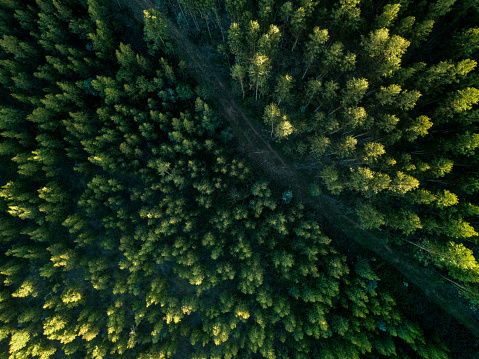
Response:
[[356, 202, 386, 230], [143, 8, 175, 55], [248, 52, 271, 100], [454, 27, 479, 58], [361, 28, 410, 77], [0, 1, 475, 358], [231, 63, 246, 98]]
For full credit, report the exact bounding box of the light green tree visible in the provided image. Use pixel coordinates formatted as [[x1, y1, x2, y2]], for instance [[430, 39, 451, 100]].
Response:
[[228, 22, 246, 62], [454, 27, 479, 58], [341, 77, 368, 107], [320, 166, 343, 195], [333, 135, 357, 158], [302, 27, 329, 79], [310, 135, 330, 157], [389, 171, 420, 194], [258, 24, 281, 59], [361, 28, 410, 77], [248, 53, 271, 100], [361, 142, 385, 164], [143, 9, 174, 55], [374, 3, 401, 29], [274, 74, 294, 105], [356, 202, 385, 229], [231, 63, 247, 98]]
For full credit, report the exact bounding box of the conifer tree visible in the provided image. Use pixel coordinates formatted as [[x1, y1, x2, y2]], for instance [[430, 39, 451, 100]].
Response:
[[249, 53, 271, 100], [144, 8, 174, 56]]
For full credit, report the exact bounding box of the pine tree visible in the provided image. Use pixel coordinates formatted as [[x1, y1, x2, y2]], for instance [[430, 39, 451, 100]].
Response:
[[231, 63, 247, 98], [356, 202, 385, 229], [453, 27, 479, 58], [144, 8, 174, 56], [249, 53, 271, 100], [257, 24, 281, 59], [302, 27, 328, 79], [375, 3, 401, 29], [361, 28, 410, 78], [227, 22, 246, 63]]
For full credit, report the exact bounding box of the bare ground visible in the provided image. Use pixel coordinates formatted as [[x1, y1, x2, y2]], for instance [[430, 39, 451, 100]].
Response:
[[113, 0, 479, 339]]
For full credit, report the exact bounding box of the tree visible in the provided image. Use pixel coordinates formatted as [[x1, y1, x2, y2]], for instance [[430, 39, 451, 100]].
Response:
[[454, 27, 479, 58], [249, 53, 271, 100], [225, 0, 253, 24], [303, 78, 321, 108], [275, 118, 294, 138], [309, 135, 330, 157], [361, 142, 385, 164], [410, 20, 435, 47], [432, 241, 479, 283], [426, 0, 457, 22], [320, 41, 356, 76], [302, 27, 328, 79], [258, 0, 274, 28], [394, 15, 416, 38], [289, 6, 307, 52], [427, 157, 453, 178], [91, 76, 122, 104], [428, 216, 478, 239], [361, 28, 410, 78], [356, 202, 385, 229], [341, 78, 368, 107], [404, 115, 433, 142], [416, 59, 477, 93], [228, 22, 246, 63], [87, 14, 115, 60], [374, 3, 401, 29], [349, 167, 384, 195], [0, 35, 39, 62], [388, 209, 422, 234], [274, 74, 294, 105], [116, 42, 142, 82], [333, 135, 357, 158], [375, 84, 402, 106], [246, 20, 261, 55], [231, 63, 247, 98], [258, 24, 281, 59], [389, 172, 419, 194], [342, 106, 367, 129], [38, 181, 70, 223], [443, 131, 479, 156], [320, 166, 344, 195], [143, 9, 174, 56], [439, 87, 479, 119], [331, 0, 362, 33], [263, 103, 285, 137]]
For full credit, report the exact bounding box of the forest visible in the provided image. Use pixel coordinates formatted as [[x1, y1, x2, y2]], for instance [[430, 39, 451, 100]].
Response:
[[0, 0, 478, 358]]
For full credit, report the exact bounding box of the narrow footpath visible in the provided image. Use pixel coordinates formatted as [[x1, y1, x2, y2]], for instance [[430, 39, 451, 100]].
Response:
[[114, 0, 479, 339]]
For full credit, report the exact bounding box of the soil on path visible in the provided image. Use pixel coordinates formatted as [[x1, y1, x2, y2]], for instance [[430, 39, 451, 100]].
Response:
[[113, 0, 479, 339]]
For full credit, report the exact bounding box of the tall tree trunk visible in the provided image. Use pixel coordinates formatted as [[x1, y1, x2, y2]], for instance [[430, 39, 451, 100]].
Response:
[[291, 35, 299, 53], [301, 62, 311, 80], [213, 8, 225, 43]]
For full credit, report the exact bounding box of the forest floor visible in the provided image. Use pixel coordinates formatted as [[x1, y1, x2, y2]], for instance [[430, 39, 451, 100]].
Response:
[[113, 0, 479, 339]]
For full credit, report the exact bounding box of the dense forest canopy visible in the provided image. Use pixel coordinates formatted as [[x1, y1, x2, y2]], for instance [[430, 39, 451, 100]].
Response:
[[189, 0, 479, 304], [0, 0, 477, 358]]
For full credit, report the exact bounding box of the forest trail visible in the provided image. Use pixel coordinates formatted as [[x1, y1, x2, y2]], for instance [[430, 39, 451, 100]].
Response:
[[114, 0, 479, 338]]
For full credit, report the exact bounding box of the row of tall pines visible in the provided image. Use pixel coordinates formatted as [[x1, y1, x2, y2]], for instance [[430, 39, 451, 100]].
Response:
[[0, 0, 460, 358], [166, 0, 479, 306]]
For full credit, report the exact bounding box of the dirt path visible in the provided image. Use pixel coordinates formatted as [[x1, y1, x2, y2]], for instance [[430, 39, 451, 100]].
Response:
[[113, 0, 479, 339]]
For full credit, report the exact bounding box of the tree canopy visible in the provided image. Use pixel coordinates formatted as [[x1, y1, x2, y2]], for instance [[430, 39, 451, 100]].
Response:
[[0, 0, 478, 358]]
